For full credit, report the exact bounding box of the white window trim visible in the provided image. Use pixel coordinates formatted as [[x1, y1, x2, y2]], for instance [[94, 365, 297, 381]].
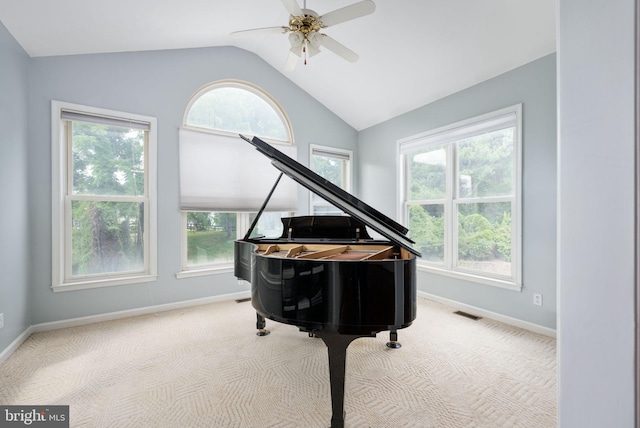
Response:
[[51, 101, 158, 292], [309, 144, 353, 214], [397, 104, 522, 291]]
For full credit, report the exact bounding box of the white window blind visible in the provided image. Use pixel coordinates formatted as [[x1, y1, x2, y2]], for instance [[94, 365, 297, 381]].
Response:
[[61, 110, 151, 130], [311, 147, 351, 161], [178, 129, 297, 212], [399, 112, 517, 154]]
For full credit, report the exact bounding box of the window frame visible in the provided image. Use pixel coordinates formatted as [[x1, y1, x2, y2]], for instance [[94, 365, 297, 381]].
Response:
[[176, 210, 295, 279], [177, 80, 295, 278], [309, 144, 353, 215], [177, 211, 236, 278], [182, 79, 294, 146], [398, 104, 522, 291], [51, 101, 158, 292]]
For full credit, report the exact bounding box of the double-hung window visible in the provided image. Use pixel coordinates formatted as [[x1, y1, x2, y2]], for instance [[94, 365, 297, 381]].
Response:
[[309, 145, 352, 215], [399, 105, 522, 290], [52, 101, 157, 291]]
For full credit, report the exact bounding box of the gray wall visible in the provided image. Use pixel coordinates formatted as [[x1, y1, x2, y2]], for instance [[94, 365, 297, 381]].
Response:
[[0, 23, 31, 352], [558, 0, 636, 425], [27, 46, 357, 324], [358, 54, 557, 329]]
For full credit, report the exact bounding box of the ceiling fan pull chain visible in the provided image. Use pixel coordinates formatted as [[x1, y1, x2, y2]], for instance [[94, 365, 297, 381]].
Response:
[[303, 42, 307, 65]]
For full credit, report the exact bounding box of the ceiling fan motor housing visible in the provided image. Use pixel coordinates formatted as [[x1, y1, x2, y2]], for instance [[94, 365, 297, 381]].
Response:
[[288, 9, 324, 35]]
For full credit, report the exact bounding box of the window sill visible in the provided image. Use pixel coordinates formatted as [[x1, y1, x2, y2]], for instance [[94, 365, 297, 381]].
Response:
[[416, 263, 521, 291], [52, 274, 158, 293], [176, 265, 234, 279]]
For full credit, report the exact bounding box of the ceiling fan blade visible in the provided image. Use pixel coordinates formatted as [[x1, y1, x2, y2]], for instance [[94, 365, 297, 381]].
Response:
[[281, 0, 303, 17], [321, 0, 375, 27], [320, 35, 359, 62], [230, 27, 288, 38]]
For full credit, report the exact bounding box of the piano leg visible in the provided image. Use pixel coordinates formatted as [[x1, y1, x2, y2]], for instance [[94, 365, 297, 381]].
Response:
[[314, 332, 365, 428], [386, 330, 401, 349], [256, 313, 270, 336]]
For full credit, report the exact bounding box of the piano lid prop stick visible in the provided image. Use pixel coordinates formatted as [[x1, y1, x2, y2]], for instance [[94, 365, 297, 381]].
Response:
[[243, 172, 284, 241]]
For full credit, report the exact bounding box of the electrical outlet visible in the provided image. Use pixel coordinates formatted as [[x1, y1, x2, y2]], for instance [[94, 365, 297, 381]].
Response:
[[0, 313, 4, 330], [533, 294, 543, 306]]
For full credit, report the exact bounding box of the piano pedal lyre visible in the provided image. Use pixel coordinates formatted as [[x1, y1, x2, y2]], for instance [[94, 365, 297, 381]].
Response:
[[256, 313, 270, 337], [386, 330, 401, 349]]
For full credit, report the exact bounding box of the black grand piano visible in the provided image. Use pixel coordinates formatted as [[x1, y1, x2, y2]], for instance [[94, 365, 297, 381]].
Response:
[[234, 135, 420, 428]]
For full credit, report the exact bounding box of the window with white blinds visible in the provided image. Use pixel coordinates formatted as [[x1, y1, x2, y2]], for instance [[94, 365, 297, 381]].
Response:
[[177, 80, 295, 277]]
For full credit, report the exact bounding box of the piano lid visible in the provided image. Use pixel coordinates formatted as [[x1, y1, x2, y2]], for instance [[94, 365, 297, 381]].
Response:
[[240, 135, 421, 257]]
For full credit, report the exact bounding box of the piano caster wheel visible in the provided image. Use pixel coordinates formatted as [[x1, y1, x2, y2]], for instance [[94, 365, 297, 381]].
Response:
[[256, 313, 270, 336], [386, 330, 401, 348]]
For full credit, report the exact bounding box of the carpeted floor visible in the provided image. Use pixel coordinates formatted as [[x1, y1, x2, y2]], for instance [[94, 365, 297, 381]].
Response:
[[0, 297, 556, 427]]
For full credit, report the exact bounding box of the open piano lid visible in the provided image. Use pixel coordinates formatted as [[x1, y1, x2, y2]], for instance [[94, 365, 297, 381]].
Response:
[[240, 135, 421, 257]]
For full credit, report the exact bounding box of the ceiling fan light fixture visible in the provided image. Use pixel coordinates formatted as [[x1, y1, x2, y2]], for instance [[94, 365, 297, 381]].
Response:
[[306, 32, 322, 58], [232, 0, 376, 70], [307, 42, 321, 57], [288, 31, 305, 48], [307, 32, 322, 48]]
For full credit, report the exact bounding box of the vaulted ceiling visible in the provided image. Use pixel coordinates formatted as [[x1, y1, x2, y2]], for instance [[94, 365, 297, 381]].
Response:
[[0, 0, 556, 130]]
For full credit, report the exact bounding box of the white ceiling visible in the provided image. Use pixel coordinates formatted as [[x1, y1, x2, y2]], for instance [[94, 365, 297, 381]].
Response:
[[0, 0, 556, 131]]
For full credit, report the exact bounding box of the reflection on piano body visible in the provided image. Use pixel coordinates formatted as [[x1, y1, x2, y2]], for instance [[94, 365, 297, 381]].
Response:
[[234, 135, 420, 428]]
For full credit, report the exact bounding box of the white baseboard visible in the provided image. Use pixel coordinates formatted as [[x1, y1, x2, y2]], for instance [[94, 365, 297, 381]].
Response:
[[418, 291, 556, 338], [1, 291, 251, 363], [31, 290, 252, 333], [0, 326, 34, 365]]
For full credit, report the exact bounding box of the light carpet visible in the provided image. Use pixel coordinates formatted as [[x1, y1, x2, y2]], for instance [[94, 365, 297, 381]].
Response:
[[0, 297, 556, 427]]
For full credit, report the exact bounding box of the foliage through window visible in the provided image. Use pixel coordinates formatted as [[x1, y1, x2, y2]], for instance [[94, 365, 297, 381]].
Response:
[[179, 80, 294, 275], [309, 145, 352, 215], [52, 102, 157, 290], [183, 211, 288, 269], [400, 106, 521, 288]]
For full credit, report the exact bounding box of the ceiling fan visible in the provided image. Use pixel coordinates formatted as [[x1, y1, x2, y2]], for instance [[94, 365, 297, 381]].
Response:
[[230, 0, 376, 70]]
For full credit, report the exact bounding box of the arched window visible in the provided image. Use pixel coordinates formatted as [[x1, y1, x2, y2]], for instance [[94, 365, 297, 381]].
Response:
[[178, 80, 296, 277], [183, 79, 293, 144]]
